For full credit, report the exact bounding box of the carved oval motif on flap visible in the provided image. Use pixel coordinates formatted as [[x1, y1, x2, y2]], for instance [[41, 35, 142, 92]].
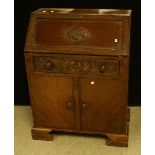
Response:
[[66, 26, 90, 41]]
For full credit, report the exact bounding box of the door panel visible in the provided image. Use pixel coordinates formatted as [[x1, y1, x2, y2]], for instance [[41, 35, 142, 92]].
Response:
[[80, 78, 126, 134], [29, 74, 75, 129]]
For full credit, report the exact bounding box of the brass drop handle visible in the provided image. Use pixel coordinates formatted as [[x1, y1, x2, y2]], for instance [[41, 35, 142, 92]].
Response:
[[99, 64, 106, 73], [101, 65, 105, 70], [81, 103, 87, 111], [46, 61, 53, 69], [67, 102, 72, 107]]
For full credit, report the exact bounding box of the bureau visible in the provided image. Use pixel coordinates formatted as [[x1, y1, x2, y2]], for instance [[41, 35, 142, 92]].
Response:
[[24, 8, 131, 147]]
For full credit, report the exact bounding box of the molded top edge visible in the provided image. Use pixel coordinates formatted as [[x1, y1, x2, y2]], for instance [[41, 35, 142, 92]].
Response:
[[32, 8, 132, 16]]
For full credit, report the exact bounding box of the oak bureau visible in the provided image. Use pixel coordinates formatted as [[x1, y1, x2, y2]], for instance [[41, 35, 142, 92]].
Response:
[[24, 8, 132, 147]]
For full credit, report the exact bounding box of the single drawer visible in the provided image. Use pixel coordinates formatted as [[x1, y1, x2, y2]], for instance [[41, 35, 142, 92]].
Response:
[[33, 55, 120, 77], [34, 19, 123, 54]]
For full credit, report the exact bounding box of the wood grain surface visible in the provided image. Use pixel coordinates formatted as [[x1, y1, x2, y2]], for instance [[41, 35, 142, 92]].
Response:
[[24, 8, 131, 147]]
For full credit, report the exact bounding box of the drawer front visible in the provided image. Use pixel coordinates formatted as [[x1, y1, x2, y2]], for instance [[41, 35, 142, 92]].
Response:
[[35, 19, 123, 53], [34, 56, 120, 77]]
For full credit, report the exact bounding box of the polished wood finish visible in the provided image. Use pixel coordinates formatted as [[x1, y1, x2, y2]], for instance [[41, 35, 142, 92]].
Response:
[[25, 8, 131, 56], [31, 128, 53, 141], [80, 78, 126, 134], [25, 8, 131, 147], [35, 19, 122, 51], [106, 133, 128, 147]]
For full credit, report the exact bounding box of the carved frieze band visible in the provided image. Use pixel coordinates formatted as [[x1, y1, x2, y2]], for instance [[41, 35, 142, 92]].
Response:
[[34, 56, 120, 76]]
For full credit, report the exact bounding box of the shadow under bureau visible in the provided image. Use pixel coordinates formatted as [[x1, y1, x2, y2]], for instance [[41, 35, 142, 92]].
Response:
[[24, 8, 131, 147]]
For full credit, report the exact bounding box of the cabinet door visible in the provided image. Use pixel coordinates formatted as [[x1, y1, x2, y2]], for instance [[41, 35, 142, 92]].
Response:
[[29, 74, 75, 129], [80, 78, 127, 134]]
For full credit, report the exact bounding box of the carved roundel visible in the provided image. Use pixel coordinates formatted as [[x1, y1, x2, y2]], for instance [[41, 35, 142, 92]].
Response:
[[80, 61, 91, 74], [62, 61, 91, 74]]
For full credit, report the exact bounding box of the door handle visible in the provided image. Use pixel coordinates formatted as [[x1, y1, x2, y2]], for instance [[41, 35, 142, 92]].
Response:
[[66, 101, 74, 111], [81, 103, 88, 111]]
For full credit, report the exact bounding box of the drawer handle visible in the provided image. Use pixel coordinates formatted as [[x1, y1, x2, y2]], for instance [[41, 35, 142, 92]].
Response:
[[99, 64, 106, 73], [67, 26, 89, 41], [46, 61, 53, 69]]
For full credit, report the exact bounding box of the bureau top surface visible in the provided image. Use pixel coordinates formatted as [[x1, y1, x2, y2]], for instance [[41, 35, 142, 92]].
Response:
[[33, 8, 131, 16]]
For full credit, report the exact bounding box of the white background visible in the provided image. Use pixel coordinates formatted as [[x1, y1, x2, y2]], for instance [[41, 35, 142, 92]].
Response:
[[0, 0, 14, 155], [141, 0, 155, 155]]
